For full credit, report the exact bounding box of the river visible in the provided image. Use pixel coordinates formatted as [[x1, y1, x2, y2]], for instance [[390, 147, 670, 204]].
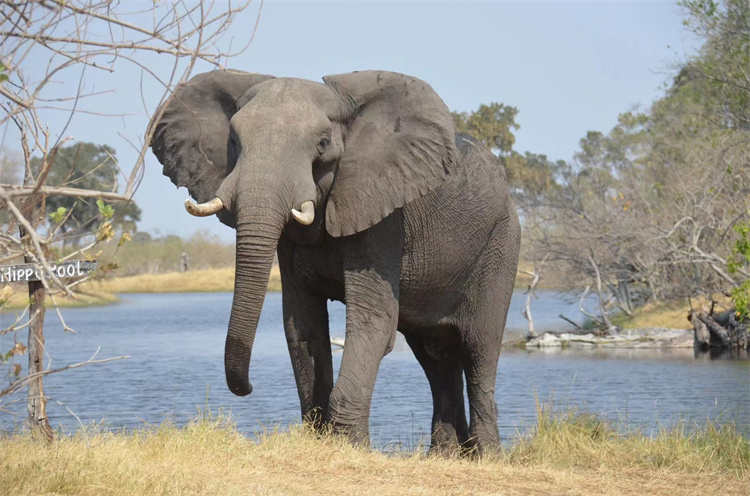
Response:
[[1, 291, 748, 448]]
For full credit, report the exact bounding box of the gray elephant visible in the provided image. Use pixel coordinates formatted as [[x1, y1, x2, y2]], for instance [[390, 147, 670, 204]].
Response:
[[149, 70, 520, 454]]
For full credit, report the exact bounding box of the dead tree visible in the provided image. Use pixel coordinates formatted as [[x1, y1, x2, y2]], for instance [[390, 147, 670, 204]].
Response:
[[520, 254, 549, 339], [0, 0, 257, 440]]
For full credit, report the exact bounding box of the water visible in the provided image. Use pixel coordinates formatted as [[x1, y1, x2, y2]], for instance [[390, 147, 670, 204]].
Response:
[[1, 291, 748, 448]]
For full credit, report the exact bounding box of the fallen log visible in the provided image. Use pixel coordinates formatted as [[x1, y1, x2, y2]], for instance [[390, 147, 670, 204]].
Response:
[[691, 315, 711, 349], [689, 308, 749, 351]]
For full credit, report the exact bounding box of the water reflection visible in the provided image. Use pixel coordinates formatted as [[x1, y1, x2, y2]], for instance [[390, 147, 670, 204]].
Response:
[[694, 347, 748, 361]]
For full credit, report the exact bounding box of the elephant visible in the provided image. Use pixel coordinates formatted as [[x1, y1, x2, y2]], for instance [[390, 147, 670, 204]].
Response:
[[148, 69, 521, 454]]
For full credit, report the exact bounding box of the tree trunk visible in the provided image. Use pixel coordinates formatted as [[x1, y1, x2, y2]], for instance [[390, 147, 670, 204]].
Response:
[[18, 189, 54, 442], [25, 277, 53, 442]]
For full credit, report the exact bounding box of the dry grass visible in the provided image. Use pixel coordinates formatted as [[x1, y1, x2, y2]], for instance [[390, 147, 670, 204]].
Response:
[[1, 284, 118, 310], [102, 263, 530, 294], [510, 406, 749, 477], [612, 300, 691, 330], [1, 409, 747, 496], [1, 267, 282, 311], [81, 266, 282, 294], [612, 295, 736, 330], [101, 264, 533, 293]]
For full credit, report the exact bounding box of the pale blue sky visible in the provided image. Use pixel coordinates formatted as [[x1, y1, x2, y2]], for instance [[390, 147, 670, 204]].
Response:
[[11, 1, 699, 241]]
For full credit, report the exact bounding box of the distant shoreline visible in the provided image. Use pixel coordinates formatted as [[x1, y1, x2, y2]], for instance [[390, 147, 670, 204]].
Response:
[[0, 267, 278, 311], [1, 268, 693, 333], [2, 262, 558, 311], [82, 266, 281, 295], [90, 265, 547, 294]]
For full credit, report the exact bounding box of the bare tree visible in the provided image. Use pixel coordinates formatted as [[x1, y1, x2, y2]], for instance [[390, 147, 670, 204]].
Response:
[[520, 254, 548, 339], [0, 0, 258, 440], [525, 104, 750, 328]]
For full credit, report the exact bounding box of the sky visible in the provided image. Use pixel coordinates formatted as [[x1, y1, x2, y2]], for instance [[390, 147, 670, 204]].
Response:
[[6, 1, 700, 242]]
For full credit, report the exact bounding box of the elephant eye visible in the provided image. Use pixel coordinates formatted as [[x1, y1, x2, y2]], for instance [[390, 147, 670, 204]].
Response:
[[317, 137, 330, 154]]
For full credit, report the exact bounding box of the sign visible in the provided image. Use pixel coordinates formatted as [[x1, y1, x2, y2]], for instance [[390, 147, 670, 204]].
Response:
[[0, 260, 97, 283]]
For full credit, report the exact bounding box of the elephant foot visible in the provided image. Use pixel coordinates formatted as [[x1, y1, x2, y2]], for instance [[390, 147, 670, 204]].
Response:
[[328, 420, 371, 448], [463, 433, 501, 459], [428, 441, 462, 458], [302, 407, 329, 434], [428, 425, 464, 458], [327, 386, 373, 447], [428, 424, 482, 458]]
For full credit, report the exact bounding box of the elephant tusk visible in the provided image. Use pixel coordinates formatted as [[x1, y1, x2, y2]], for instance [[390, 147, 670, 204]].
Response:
[[184, 197, 224, 217], [291, 200, 315, 225]]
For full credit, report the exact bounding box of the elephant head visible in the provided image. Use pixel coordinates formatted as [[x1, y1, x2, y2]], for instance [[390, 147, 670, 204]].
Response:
[[148, 69, 457, 397]]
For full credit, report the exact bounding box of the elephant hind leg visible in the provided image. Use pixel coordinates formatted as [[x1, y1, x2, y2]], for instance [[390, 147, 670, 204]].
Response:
[[403, 329, 470, 456], [460, 326, 502, 455], [459, 223, 519, 455]]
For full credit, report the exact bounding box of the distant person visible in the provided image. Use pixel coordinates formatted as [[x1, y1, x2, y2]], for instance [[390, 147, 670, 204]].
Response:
[[180, 252, 190, 272]]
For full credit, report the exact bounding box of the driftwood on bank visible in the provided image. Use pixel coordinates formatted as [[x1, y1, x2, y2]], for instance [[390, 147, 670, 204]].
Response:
[[689, 308, 749, 351], [526, 327, 694, 349]]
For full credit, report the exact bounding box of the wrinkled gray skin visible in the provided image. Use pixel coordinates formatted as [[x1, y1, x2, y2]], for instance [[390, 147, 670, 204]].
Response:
[[149, 70, 520, 454]]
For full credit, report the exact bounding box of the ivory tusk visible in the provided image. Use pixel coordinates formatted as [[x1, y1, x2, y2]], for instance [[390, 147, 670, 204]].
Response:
[[291, 200, 315, 225], [184, 197, 224, 217]]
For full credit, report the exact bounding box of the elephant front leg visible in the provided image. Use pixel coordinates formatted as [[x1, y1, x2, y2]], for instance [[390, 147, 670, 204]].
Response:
[[327, 222, 402, 446], [282, 291, 333, 429], [279, 253, 333, 430], [327, 269, 398, 446]]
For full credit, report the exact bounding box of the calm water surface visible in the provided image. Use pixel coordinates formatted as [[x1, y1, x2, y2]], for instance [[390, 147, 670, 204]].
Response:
[[1, 291, 748, 447]]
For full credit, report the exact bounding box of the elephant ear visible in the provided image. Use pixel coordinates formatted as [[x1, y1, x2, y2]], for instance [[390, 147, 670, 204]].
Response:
[[149, 70, 274, 203], [322, 71, 457, 237]]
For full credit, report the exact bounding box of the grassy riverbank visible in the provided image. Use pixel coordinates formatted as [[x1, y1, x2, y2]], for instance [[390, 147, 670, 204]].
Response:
[[80, 266, 282, 294], [86, 263, 540, 295], [609, 298, 732, 331], [1, 286, 119, 310], [1, 410, 747, 496], [0, 267, 281, 311], [94, 265, 541, 295]]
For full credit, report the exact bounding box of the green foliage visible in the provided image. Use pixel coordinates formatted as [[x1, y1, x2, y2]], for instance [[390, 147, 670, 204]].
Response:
[[0, 61, 8, 84], [96, 221, 114, 242], [97, 230, 235, 276], [0, 148, 21, 184], [678, 0, 750, 312], [0, 149, 22, 224], [452, 103, 562, 203], [452, 102, 519, 155], [38, 142, 141, 241], [118, 232, 131, 247], [728, 218, 750, 317], [680, 0, 750, 128], [507, 151, 566, 203], [728, 220, 750, 273], [96, 199, 114, 220], [49, 206, 67, 224], [2, 342, 27, 364], [731, 280, 750, 319], [523, 0, 750, 304]]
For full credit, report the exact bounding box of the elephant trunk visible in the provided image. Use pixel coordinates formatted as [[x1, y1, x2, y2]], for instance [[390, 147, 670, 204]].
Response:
[[224, 199, 286, 397]]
